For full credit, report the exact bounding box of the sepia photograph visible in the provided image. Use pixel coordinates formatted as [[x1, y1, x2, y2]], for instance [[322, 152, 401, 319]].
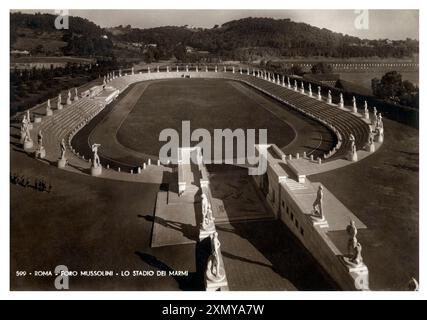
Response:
[[8, 7, 419, 293]]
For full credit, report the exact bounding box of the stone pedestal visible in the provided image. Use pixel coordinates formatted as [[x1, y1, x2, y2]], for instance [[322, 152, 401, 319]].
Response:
[[46, 109, 53, 116], [327, 97, 332, 104], [368, 143, 375, 153], [91, 165, 102, 176], [57, 157, 67, 168], [339, 102, 344, 108], [35, 147, 46, 159], [57, 104, 63, 110], [377, 133, 384, 143], [310, 215, 329, 228], [348, 151, 358, 162], [23, 139, 33, 150]]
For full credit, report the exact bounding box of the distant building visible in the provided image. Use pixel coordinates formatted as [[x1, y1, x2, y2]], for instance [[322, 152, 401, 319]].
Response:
[[303, 73, 341, 87]]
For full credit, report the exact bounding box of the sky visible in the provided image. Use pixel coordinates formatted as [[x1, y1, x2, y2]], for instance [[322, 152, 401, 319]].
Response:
[[15, 9, 419, 40]]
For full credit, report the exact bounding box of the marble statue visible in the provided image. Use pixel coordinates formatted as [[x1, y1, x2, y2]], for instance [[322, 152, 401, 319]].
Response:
[[46, 98, 53, 116], [300, 82, 305, 94], [348, 133, 358, 162], [308, 83, 312, 97], [206, 66, 208, 72], [92, 143, 101, 168], [66, 90, 72, 105], [215, 65, 218, 72], [186, 65, 189, 72], [57, 94, 62, 110], [206, 232, 225, 283], [364, 101, 369, 120], [60, 139, 66, 160], [74, 88, 79, 101], [35, 130, 46, 159], [202, 193, 210, 219], [22, 119, 33, 150], [57, 138, 67, 168], [176, 66, 179, 72], [377, 113, 383, 129], [287, 77, 291, 88], [294, 80, 298, 91], [166, 66, 169, 72], [346, 220, 358, 256], [327, 90, 332, 104], [90, 143, 102, 175], [317, 86, 322, 100], [37, 130, 43, 147], [132, 67, 135, 75], [339, 93, 344, 108], [312, 185, 324, 220], [351, 242, 363, 266], [367, 130, 376, 152], [352, 96, 357, 113], [148, 66, 151, 73], [20, 115, 27, 143]]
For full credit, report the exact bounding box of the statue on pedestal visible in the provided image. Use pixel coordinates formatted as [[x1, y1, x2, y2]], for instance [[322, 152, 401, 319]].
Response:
[[206, 232, 225, 283], [317, 86, 322, 100], [339, 93, 344, 108], [308, 83, 312, 96], [90, 143, 102, 176], [57, 138, 67, 168], [364, 101, 369, 119], [327, 90, 332, 104], [348, 133, 358, 162], [352, 96, 357, 113], [66, 90, 72, 105], [57, 94, 62, 110], [74, 88, 79, 101], [294, 79, 298, 91], [300, 82, 305, 94], [35, 130, 46, 159], [60, 139, 66, 160], [92, 143, 101, 168], [46, 99, 53, 116], [312, 185, 324, 220], [344, 220, 364, 267]]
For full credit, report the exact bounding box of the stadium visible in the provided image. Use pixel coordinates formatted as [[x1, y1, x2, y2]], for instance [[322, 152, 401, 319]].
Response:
[[10, 65, 418, 291]]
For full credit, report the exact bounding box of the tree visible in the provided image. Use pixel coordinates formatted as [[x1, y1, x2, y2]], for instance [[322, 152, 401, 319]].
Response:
[[311, 62, 332, 74]]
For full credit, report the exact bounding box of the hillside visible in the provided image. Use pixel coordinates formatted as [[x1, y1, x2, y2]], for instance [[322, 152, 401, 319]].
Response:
[[10, 13, 419, 62]]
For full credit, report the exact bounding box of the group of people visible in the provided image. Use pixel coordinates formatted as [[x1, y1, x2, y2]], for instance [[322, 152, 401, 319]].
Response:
[[10, 172, 52, 193]]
